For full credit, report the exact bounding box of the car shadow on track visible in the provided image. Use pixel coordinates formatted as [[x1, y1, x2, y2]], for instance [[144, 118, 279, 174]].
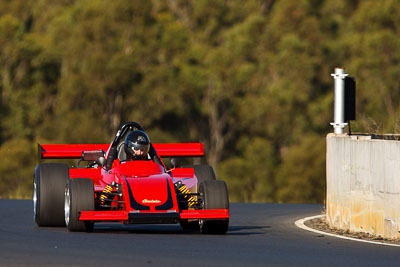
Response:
[[226, 225, 272, 236], [91, 224, 270, 236], [93, 224, 198, 235]]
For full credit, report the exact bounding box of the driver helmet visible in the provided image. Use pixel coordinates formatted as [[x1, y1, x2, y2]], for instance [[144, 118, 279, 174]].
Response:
[[124, 130, 150, 160]]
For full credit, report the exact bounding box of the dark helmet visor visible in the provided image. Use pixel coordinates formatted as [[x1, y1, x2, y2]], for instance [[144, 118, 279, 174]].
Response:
[[126, 140, 150, 154]]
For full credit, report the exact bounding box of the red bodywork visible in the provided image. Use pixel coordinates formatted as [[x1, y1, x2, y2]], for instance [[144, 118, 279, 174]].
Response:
[[39, 143, 229, 224]]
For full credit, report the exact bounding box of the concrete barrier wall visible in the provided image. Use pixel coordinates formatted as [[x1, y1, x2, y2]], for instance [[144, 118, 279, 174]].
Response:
[[326, 133, 400, 239]]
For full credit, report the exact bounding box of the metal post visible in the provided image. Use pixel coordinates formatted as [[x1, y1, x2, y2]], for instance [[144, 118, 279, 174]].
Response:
[[330, 68, 348, 134]]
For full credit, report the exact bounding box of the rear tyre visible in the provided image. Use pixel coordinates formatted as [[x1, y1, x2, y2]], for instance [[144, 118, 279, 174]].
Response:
[[65, 178, 95, 232], [33, 163, 69, 226], [183, 165, 216, 183], [199, 180, 229, 234]]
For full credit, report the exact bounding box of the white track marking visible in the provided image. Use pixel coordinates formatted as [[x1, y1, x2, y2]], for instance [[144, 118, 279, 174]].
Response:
[[295, 215, 400, 247]]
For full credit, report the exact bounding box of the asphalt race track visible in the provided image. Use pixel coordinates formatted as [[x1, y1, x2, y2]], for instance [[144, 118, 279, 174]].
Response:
[[1, 200, 400, 266]]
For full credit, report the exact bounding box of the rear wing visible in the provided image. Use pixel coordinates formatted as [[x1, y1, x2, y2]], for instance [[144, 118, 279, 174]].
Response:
[[152, 143, 204, 157], [38, 143, 204, 160]]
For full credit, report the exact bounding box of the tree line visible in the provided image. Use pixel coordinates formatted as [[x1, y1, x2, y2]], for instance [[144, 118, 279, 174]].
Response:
[[0, 0, 399, 202]]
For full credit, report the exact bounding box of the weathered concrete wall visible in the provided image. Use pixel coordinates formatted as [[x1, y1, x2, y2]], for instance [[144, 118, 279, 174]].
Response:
[[326, 134, 400, 238]]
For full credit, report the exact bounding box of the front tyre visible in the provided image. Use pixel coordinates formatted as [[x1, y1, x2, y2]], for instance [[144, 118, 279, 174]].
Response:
[[179, 165, 217, 231], [65, 178, 95, 232], [33, 163, 69, 226], [199, 180, 229, 234]]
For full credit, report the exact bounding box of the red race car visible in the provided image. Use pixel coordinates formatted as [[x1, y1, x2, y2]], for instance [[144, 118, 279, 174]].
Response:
[[33, 122, 229, 234]]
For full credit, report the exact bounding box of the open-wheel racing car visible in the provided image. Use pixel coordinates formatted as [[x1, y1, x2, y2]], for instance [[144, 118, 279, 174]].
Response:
[[33, 122, 229, 234]]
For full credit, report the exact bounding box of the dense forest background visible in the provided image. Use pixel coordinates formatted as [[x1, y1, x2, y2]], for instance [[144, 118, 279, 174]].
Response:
[[0, 0, 399, 202]]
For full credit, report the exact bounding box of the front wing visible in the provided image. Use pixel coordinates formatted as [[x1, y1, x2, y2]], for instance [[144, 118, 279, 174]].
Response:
[[79, 209, 229, 224]]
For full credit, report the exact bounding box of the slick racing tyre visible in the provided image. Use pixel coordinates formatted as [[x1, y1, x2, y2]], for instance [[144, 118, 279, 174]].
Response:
[[183, 165, 216, 183], [33, 163, 69, 226], [199, 180, 229, 234], [65, 178, 95, 232], [179, 165, 217, 231]]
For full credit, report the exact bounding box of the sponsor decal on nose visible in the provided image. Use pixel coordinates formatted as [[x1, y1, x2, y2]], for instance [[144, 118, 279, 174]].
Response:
[[142, 199, 161, 204]]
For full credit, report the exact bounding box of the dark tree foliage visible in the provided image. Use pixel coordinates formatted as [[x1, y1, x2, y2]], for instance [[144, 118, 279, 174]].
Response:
[[0, 0, 398, 202]]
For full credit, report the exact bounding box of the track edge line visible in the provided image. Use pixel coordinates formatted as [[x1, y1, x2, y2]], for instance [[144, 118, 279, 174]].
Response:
[[295, 215, 400, 247]]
